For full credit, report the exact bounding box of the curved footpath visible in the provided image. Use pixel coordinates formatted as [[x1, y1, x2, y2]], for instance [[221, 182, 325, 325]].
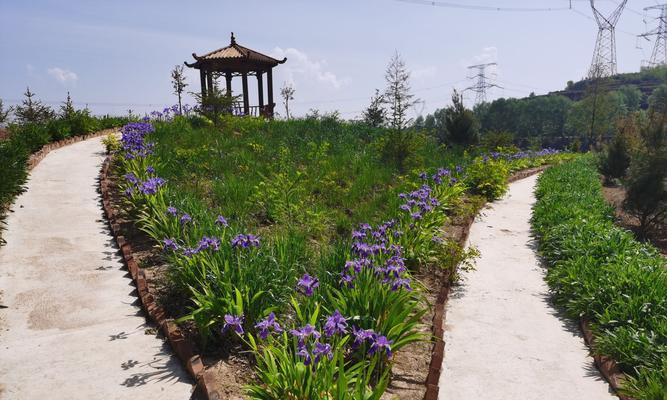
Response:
[[0, 137, 193, 399], [438, 174, 615, 400]]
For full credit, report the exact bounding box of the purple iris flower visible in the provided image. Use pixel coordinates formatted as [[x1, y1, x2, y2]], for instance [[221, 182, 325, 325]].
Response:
[[296, 273, 319, 296], [290, 324, 321, 345], [391, 278, 412, 292], [124, 187, 134, 196], [418, 171, 428, 180], [222, 314, 244, 335], [324, 310, 348, 337], [182, 247, 198, 257], [411, 212, 422, 220], [197, 236, 220, 252], [124, 173, 138, 185], [146, 166, 155, 174], [139, 177, 165, 195], [312, 342, 333, 363], [351, 230, 366, 240], [369, 335, 393, 358], [254, 312, 282, 339], [166, 206, 178, 216], [296, 346, 312, 365], [215, 215, 229, 227], [231, 233, 261, 249], [340, 272, 355, 288], [180, 213, 192, 225], [163, 238, 178, 251], [352, 326, 375, 348]]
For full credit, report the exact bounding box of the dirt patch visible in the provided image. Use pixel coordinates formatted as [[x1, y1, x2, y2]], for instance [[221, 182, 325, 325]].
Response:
[[0, 128, 8, 141], [601, 184, 667, 256]]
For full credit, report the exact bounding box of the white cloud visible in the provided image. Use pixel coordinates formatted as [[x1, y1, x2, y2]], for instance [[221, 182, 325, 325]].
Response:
[[47, 67, 78, 85], [462, 47, 500, 78], [270, 47, 348, 90]]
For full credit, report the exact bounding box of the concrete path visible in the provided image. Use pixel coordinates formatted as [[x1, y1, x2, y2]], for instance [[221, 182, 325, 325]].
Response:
[[439, 174, 615, 400], [0, 137, 193, 400]]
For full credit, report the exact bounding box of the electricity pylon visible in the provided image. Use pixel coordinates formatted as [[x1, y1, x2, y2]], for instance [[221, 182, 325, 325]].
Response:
[[639, 4, 667, 68], [588, 0, 628, 78], [465, 63, 501, 105]]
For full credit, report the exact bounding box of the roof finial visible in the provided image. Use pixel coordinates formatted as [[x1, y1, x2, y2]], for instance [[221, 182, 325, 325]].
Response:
[[230, 32, 236, 45]]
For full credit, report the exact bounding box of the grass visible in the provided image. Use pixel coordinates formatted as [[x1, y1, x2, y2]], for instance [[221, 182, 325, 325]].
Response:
[[115, 113, 571, 398], [532, 156, 667, 400]]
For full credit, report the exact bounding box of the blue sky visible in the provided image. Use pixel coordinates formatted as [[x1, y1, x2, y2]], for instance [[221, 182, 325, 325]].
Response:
[[0, 0, 663, 118]]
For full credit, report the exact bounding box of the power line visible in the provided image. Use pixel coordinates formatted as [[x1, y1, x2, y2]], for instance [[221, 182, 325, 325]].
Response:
[[394, 0, 570, 12]]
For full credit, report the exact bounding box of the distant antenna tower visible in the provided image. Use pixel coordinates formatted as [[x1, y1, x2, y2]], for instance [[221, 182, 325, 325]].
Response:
[[588, 0, 628, 78], [465, 62, 501, 105], [639, 4, 667, 68]]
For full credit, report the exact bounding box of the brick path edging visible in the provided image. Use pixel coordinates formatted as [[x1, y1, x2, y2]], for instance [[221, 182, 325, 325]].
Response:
[[99, 156, 220, 400], [580, 318, 633, 400]]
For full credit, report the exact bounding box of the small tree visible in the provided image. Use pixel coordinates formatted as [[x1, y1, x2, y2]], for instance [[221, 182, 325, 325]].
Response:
[[14, 87, 54, 124], [362, 89, 386, 128], [445, 90, 478, 147], [280, 83, 295, 120], [60, 92, 75, 119], [384, 51, 417, 132], [624, 104, 667, 237], [171, 65, 188, 114], [599, 114, 639, 184], [0, 99, 12, 125]]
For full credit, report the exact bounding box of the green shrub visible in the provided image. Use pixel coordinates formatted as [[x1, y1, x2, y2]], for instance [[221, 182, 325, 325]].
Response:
[[464, 156, 509, 200], [532, 156, 667, 398], [479, 131, 516, 151], [377, 129, 426, 173]]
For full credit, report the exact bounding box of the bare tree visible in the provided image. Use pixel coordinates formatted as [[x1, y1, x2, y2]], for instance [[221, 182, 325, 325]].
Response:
[[171, 65, 188, 114], [280, 82, 295, 120], [384, 51, 417, 132]]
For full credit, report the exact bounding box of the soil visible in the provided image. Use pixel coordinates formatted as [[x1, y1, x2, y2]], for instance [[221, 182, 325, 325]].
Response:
[[0, 128, 8, 141], [601, 183, 667, 256]]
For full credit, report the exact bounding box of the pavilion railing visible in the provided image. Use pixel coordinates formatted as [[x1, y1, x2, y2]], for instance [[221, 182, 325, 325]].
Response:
[[230, 102, 275, 118]]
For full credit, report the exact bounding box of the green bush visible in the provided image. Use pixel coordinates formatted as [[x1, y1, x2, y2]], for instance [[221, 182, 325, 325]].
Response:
[[532, 156, 667, 398], [464, 156, 509, 200]]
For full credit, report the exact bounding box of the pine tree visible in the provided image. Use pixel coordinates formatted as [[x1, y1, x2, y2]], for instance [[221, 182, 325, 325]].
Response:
[[60, 92, 75, 119], [362, 89, 386, 128], [384, 51, 417, 132], [14, 87, 54, 124]]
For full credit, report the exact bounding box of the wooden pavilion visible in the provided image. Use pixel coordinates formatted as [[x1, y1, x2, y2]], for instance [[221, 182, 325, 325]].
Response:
[[184, 33, 286, 118]]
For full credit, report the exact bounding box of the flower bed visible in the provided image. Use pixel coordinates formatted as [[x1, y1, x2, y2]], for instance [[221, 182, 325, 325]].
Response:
[[110, 111, 571, 399], [532, 156, 667, 400]]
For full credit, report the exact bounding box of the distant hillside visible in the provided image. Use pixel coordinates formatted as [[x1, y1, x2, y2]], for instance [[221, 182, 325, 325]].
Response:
[[551, 66, 667, 106]]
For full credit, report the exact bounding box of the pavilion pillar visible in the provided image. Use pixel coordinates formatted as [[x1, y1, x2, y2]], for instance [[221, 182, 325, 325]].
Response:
[[199, 69, 207, 99], [267, 68, 274, 117], [206, 72, 214, 95], [225, 72, 232, 96], [241, 72, 250, 115], [257, 71, 264, 109]]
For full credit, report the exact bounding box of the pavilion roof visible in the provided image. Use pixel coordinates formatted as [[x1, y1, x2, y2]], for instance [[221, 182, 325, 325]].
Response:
[[186, 33, 286, 70]]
